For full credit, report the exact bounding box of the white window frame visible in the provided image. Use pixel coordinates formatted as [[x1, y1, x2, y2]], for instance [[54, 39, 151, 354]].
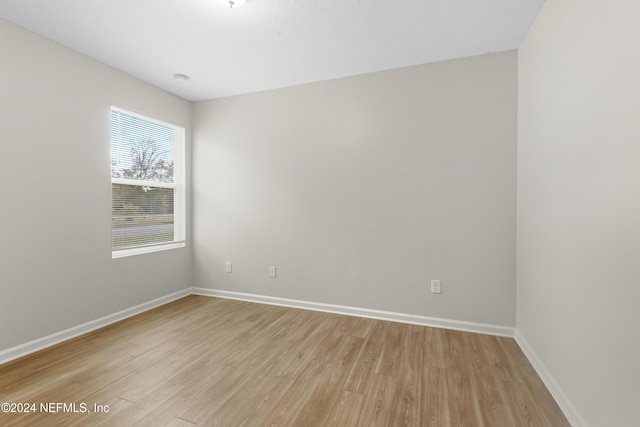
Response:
[[111, 106, 186, 259]]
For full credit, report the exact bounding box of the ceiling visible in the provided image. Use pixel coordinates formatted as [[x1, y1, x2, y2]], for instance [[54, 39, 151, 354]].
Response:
[[0, 0, 544, 102]]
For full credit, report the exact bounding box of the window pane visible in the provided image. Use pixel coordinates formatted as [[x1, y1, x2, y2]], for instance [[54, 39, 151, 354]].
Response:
[[110, 110, 175, 183], [112, 184, 174, 249]]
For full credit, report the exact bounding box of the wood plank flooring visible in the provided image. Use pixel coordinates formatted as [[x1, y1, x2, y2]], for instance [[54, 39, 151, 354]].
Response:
[[0, 295, 569, 426]]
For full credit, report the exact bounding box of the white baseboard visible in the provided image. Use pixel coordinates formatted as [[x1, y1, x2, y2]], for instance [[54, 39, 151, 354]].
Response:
[[0, 288, 191, 366], [0, 286, 514, 367], [1, 286, 585, 427], [514, 330, 586, 427], [191, 287, 515, 337]]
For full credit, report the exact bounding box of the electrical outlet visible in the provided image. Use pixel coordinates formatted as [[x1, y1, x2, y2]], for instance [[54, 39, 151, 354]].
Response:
[[225, 262, 232, 273], [431, 279, 441, 294], [269, 266, 277, 278]]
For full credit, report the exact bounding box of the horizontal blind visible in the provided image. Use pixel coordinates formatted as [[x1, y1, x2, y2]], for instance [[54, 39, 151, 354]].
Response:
[[110, 109, 177, 250], [110, 110, 175, 183], [112, 184, 174, 249]]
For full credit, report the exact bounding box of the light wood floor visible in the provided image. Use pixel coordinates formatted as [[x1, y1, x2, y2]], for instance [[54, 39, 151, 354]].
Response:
[[0, 296, 569, 426]]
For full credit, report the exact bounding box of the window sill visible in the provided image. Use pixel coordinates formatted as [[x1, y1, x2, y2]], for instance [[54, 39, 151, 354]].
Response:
[[112, 241, 186, 259]]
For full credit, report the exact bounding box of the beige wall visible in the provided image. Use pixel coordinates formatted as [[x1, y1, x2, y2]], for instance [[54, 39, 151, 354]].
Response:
[[0, 18, 192, 351], [517, 0, 640, 425], [193, 51, 517, 327]]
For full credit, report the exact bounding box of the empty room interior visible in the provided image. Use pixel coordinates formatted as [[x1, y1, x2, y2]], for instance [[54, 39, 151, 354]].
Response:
[[0, 0, 638, 426]]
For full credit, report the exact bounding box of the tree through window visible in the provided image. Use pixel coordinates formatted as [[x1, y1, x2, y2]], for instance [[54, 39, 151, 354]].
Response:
[[110, 107, 185, 257]]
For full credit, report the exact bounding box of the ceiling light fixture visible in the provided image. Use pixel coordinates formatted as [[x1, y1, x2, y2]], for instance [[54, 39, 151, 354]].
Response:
[[220, 0, 246, 8]]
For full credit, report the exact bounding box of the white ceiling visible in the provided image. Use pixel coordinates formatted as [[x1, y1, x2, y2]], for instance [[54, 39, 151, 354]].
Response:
[[0, 0, 544, 101]]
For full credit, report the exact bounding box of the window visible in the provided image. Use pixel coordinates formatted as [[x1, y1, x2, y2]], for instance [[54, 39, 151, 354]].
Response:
[[110, 107, 185, 258]]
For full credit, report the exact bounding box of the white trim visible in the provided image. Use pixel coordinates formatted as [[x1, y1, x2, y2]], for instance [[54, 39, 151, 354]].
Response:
[[111, 177, 176, 189], [112, 241, 186, 259], [191, 287, 515, 337], [0, 288, 191, 366], [0, 285, 585, 426], [514, 330, 586, 427], [0, 286, 515, 367], [173, 126, 186, 243], [111, 105, 178, 129]]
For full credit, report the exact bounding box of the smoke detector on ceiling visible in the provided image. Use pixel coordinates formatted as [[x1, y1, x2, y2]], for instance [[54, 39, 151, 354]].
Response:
[[220, 0, 246, 8]]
